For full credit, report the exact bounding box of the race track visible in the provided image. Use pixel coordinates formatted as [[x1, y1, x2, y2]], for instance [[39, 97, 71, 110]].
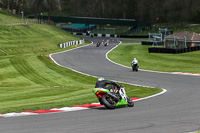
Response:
[[0, 37, 200, 133]]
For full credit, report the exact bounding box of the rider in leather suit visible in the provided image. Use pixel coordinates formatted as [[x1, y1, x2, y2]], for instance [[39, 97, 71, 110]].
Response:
[[95, 77, 120, 93], [95, 77, 132, 104]]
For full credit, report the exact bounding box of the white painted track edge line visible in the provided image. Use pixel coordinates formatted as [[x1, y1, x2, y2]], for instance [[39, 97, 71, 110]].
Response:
[[0, 43, 167, 118], [50, 43, 167, 100]]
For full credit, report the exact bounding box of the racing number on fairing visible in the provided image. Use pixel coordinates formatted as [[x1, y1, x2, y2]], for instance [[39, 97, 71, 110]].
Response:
[[119, 88, 128, 102]]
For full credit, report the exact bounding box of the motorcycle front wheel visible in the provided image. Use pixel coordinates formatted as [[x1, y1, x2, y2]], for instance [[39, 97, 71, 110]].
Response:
[[127, 101, 134, 107], [101, 94, 116, 109]]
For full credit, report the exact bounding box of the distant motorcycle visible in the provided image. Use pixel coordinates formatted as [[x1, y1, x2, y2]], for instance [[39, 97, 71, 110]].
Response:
[[104, 40, 109, 46], [131, 63, 138, 72], [96, 42, 100, 47], [93, 85, 134, 109]]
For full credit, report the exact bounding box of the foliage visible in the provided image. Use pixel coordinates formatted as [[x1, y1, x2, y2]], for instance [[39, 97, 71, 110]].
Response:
[[1, 0, 200, 24]]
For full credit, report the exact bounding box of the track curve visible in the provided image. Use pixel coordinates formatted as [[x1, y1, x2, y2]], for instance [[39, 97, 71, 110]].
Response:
[[1, 37, 200, 133]]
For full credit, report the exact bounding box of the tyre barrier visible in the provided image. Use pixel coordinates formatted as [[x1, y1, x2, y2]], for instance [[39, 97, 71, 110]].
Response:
[[148, 46, 200, 54], [59, 39, 85, 48]]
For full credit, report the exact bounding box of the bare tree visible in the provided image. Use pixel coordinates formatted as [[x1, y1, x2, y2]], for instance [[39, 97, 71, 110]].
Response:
[[33, 0, 43, 18], [2, 0, 200, 24], [46, 0, 60, 19]]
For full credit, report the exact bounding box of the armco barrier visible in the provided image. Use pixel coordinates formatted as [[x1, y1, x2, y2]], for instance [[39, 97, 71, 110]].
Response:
[[141, 41, 164, 46], [71, 32, 146, 38], [142, 41, 153, 45], [72, 32, 118, 38], [120, 35, 148, 38], [148, 46, 200, 54], [58, 39, 85, 48]]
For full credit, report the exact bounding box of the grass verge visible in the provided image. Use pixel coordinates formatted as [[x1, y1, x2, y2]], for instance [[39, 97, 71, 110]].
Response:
[[108, 44, 200, 73]]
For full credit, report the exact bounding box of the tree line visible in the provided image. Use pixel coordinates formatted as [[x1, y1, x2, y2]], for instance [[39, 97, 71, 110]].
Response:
[[1, 0, 200, 24]]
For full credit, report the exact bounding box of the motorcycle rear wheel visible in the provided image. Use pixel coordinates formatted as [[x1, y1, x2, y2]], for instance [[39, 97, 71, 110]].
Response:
[[101, 95, 116, 109], [132, 67, 138, 72]]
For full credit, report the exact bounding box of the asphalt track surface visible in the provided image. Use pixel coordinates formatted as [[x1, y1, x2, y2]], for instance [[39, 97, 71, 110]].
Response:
[[1, 37, 200, 133]]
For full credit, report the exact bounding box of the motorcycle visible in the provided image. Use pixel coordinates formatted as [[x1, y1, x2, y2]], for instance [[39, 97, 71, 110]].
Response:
[[92, 86, 134, 109], [131, 63, 138, 72], [96, 42, 100, 47]]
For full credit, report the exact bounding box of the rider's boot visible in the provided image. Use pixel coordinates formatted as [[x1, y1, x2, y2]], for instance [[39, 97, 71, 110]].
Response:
[[99, 99, 103, 105], [126, 96, 132, 104]]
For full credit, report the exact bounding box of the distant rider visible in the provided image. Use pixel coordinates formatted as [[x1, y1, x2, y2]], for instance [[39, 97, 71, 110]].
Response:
[[132, 58, 138, 67]]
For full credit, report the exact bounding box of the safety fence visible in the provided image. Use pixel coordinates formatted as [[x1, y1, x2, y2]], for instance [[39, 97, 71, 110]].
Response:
[[59, 39, 85, 48], [72, 32, 148, 38], [148, 46, 200, 54], [72, 32, 118, 38]]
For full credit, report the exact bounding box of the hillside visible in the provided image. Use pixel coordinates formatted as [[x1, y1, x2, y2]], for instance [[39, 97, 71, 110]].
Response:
[[0, 10, 161, 114], [0, 10, 92, 113]]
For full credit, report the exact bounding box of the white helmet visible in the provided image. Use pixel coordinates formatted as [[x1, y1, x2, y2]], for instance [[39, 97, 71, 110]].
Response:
[[98, 77, 104, 81]]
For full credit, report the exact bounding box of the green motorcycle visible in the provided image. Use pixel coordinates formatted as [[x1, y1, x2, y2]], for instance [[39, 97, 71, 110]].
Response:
[[93, 86, 134, 109]]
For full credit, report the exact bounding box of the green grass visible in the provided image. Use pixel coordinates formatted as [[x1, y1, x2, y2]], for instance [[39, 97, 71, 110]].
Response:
[[108, 44, 200, 73], [0, 10, 162, 114]]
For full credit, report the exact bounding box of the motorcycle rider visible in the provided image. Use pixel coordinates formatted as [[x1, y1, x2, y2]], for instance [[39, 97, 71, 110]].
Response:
[[132, 58, 138, 66], [95, 77, 120, 93], [96, 41, 100, 47], [95, 77, 132, 104]]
